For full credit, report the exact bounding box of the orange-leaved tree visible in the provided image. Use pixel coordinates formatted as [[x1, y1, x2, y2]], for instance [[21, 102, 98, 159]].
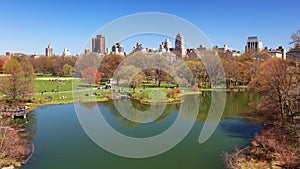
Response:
[[0, 59, 4, 72], [249, 58, 299, 124], [82, 67, 101, 86]]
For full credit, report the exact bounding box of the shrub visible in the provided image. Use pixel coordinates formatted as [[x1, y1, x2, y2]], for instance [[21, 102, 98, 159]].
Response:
[[167, 88, 181, 98]]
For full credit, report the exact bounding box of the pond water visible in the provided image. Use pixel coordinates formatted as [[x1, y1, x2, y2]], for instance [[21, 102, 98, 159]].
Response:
[[22, 92, 262, 169]]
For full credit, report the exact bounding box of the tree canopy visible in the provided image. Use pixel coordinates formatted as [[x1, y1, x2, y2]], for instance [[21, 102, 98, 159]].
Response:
[[0, 58, 35, 103], [82, 67, 102, 86]]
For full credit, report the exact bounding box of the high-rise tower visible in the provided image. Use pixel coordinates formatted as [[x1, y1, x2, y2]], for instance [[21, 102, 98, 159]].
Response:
[[175, 33, 186, 56], [245, 36, 263, 53], [45, 44, 54, 56], [92, 35, 105, 53]]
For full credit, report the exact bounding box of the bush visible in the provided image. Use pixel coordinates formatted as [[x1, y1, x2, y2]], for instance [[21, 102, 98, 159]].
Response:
[[167, 88, 181, 98]]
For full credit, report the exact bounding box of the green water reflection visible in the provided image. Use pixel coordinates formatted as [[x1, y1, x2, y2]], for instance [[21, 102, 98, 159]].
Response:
[[22, 92, 261, 169]]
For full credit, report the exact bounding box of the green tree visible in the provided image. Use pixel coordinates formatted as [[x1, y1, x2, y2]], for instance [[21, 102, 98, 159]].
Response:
[[63, 64, 73, 76], [0, 59, 23, 103]]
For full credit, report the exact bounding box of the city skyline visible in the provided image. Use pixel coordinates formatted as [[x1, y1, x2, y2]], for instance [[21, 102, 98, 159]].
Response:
[[0, 0, 299, 55]]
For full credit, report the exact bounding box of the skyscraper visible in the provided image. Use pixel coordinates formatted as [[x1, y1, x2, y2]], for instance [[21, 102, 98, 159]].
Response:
[[62, 48, 72, 56], [92, 34, 105, 53], [175, 33, 186, 56], [45, 44, 54, 56], [245, 36, 263, 53], [162, 38, 172, 52]]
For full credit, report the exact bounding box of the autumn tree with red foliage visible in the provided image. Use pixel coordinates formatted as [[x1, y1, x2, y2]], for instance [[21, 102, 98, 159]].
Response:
[[0, 59, 4, 72], [82, 67, 102, 86]]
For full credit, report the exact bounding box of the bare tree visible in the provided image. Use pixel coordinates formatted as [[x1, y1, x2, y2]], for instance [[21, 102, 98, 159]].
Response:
[[289, 29, 300, 47], [250, 58, 299, 124]]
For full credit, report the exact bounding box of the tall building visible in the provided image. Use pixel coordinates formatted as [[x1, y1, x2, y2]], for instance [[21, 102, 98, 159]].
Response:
[[162, 38, 172, 52], [62, 48, 72, 56], [245, 36, 263, 53], [175, 33, 186, 56], [45, 44, 54, 56], [92, 34, 105, 53]]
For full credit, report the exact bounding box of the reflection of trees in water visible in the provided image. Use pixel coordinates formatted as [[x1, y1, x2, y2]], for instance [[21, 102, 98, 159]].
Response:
[[197, 92, 211, 120], [131, 101, 150, 112], [154, 104, 180, 122], [98, 92, 260, 128], [184, 92, 260, 122], [99, 101, 140, 129], [99, 101, 178, 129], [115, 100, 166, 124], [6, 111, 37, 144], [80, 102, 98, 109], [180, 95, 200, 120], [222, 92, 260, 124]]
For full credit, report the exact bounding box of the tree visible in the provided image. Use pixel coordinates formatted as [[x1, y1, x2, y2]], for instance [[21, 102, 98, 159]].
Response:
[[20, 58, 36, 102], [63, 64, 73, 76], [0, 58, 36, 103], [249, 58, 299, 124], [176, 60, 208, 86], [150, 54, 173, 87], [82, 67, 102, 86], [100, 54, 123, 80], [0, 59, 23, 103], [32, 56, 53, 74], [289, 29, 300, 47], [52, 56, 64, 76], [114, 65, 141, 83], [0, 59, 4, 72]]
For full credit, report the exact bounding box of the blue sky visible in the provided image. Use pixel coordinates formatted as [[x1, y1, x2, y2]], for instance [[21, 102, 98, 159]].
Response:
[[0, 0, 299, 55]]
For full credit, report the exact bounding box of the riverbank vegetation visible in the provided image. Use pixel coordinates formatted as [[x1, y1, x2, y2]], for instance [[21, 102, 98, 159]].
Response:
[[225, 58, 300, 168], [223, 31, 300, 169]]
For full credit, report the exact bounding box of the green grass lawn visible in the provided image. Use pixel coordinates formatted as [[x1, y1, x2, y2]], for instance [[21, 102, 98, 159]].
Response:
[[33, 89, 111, 104], [36, 78, 103, 93], [36, 79, 74, 93]]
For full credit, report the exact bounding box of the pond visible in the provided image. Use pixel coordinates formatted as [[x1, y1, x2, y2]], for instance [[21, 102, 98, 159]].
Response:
[[22, 92, 262, 169]]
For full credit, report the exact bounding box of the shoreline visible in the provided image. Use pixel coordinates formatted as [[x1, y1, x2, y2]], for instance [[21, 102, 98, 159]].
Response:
[[2, 89, 249, 169], [227, 124, 300, 169]]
